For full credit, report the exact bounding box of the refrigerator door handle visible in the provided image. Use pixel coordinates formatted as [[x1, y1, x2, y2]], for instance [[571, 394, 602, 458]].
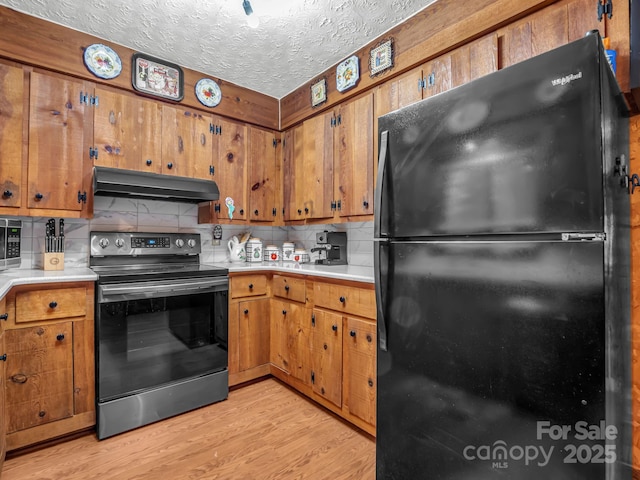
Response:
[[374, 130, 389, 238], [374, 240, 389, 351]]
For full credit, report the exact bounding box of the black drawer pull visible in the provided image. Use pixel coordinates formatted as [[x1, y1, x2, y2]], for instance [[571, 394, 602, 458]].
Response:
[[244, 309, 249, 315], [297, 209, 302, 215], [35, 193, 43, 200], [146, 159, 152, 166], [0, 313, 7, 321], [332, 324, 338, 332], [49, 301, 58, 309], [248, 283, 254, 289], [239, 209, 244, 215], [350, 330, 356, 337], [39, 411, 46, 418], [167, 162, 174, 169], [284, 285, 290, 291], [282, 309, 287, 315], [254, 209, 259, 215], [339, 296, 346, 303], [57, 334, 65, 341], [3, 190, 12, 198]]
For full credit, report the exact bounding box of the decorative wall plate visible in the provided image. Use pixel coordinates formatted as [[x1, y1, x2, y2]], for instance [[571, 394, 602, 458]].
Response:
[[83, 43, 122, 79], [132, 53, 184, 102], [369, 38, 394, 77], [195, 78, 222, 107], [311, 78, 327, 107], [336, 55, 359, 92]]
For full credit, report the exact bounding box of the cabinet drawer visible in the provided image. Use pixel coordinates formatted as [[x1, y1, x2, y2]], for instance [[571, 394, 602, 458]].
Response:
[[314, 282, 375, 319], [230, 275, 268, 298], [15, 287, 87, 323], [272, 275, 306, 303]]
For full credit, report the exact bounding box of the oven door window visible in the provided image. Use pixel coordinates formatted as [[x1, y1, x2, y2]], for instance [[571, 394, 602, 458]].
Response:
[[97, 290, 228, 402]]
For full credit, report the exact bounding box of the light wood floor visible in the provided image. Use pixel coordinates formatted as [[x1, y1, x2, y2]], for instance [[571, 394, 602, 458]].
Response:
[[2, 378, 375, 480]]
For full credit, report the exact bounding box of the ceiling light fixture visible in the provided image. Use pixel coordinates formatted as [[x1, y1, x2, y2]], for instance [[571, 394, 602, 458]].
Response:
[[242, 0, 260, 28]]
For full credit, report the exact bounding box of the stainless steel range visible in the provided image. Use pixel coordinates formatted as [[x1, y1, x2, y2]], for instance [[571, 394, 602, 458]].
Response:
[[90, 231, 229, 440]]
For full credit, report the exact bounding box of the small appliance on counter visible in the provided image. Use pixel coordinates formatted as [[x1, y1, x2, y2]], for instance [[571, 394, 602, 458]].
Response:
[[0, 218, 21, 270], [311, 231, 347, 265]]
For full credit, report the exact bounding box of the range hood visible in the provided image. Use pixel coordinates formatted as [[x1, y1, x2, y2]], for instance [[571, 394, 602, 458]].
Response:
[[93, 166, 219, 203]]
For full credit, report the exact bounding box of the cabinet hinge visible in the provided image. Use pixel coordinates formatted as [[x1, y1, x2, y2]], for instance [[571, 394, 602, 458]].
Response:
[[77, 191, 87, 204], [597, 0, 612, 21], [336, 114, 342, 126], [91, 95, 99, 106], [0, 354, 6, 362], [210, 123, 214, 133], [79, 91, 89, 105], [311, 371, 315, 384], [89, 147, 98, 160], [330, 116, 336, 127], [330, 200, 337, 211], [272, 207, 277, 217], [214, 203, 221, 213], [209, 165, 215, 175], [337, 200, 342, 211], [427, 73, 436, 88], [217, 125, 222, 135], [418, 78, 425, 91], [311, 313, 315, 326]]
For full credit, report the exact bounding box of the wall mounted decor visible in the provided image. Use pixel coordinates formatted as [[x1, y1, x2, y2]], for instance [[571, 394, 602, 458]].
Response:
[[132, 53, 184, 101], [311, 78, 327, 107], [369, 38, 394, 77], [83, 43, 122, 79], [195, 78, 222, 107], [336, 55, 359, 92]]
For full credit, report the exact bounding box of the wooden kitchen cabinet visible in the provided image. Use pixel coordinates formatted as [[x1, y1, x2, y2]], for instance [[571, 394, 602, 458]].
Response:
[[161, 104, 213, 179], [344, 316, 376, 427], [0, 61, 24, 211], [282, 124, 304, 222], [27, 71, 92, 216], [310, 308, 343, 408], [0, 296, 7, 470], [247, 126, 280, 223], [3, 282, 95, 451], [270, 299, 311, 384], [228, 274, 270, 386], [93, 86, 162, 173]]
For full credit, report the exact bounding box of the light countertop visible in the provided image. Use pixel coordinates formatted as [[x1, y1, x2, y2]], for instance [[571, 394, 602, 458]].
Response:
[[0, 268, 98, 299], [208, 261, 375, 284]]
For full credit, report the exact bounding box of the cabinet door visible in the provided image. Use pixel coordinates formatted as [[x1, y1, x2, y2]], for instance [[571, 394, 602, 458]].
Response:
[[238, 298, 270, 371], [302, 111, 334, 219], [270, 300, 310, 383], [375, 65, 424, 119], [344, 316, 376, 427], [283, 125, 305, 221], [335, 92, 374, 218], [28, 72, 89, 211], [212, 118, 247, 222], [0, 63, 24, 209], [94, 87, 162, 173], [248, 126, 278, 222], [5, 322, 73, 433], [422, 55, 452, 100], [161, 105, 213, 178], [311, 309, 342, 408]]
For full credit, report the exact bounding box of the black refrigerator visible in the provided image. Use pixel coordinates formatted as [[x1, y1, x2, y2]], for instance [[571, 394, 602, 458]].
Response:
[[374, 33, 631, 479]]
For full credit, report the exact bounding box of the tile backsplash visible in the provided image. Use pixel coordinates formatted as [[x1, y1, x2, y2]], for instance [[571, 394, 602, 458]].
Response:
[[15, 196, 374, 269]]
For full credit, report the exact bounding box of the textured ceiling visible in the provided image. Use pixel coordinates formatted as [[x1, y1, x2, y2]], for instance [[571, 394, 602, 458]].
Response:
[[0, 0, 437, 99]]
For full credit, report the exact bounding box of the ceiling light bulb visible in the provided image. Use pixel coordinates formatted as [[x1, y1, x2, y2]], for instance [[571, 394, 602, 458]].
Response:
[[242, 0, 253, 16], [247, 14, 260, 28]]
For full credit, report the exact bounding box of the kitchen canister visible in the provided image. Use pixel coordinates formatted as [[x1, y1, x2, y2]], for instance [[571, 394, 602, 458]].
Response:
[[282, 242, 295, 261], [246, 237, 263, 263], [293, 248, 310, 263], [264, 244, 280, 262]]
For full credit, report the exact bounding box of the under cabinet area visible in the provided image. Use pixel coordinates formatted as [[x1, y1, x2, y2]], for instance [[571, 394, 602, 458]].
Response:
[[2, 282, 95, 452], [228, 271, 376, 436]]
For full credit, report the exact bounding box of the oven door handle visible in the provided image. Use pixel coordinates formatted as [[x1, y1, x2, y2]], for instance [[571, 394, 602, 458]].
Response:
[[98, 277, 229, 302]]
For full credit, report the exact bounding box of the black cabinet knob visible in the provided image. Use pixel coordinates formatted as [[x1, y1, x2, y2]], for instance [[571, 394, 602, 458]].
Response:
[[244, 309, 249, 315], [0, 313, 7, 321], [49, 301, 58, 309], [350, 330, 356, 337], [284, 285, 290, 291], [3, 190, 12, 198], [304, 207, 309, 213], [56, 334, 65, 341], [339, 296, 346, 303], [35, 193, 43, 200], [297, 209, 302, 215], [0, 354, 6, 362], [248, 283, 254, 289], [332, 324, 338, 332], [146, 159, 152, 166], [254, 209, 259, 215], [363, 200, 369, 208], [368, 379, 374, 387], [282, 309, 287, 315], [167, 162, 173, 169], [239, 209, 244, 215], [39, 411, 46, 418]]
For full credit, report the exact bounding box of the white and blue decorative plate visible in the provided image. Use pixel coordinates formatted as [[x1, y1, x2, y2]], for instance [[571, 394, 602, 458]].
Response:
[[83, 43, 122, 80], [336, 55, 360, 92], [195, 78, 222, 107]]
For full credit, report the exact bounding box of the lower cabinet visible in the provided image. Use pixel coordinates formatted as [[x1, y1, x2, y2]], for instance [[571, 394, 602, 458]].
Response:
[[230, 272, 377, 435], [2, 282, 95, 451]]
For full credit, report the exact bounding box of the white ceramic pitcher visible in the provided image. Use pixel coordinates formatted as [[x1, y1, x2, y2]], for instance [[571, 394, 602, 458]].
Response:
[[227, 236, 247, 262]]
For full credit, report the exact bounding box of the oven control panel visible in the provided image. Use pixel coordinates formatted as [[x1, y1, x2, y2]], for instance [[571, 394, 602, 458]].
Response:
[[90, 232, 201, 256]]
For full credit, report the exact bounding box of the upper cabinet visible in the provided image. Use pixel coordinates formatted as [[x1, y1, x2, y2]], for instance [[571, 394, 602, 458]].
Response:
[[0, 62, 24, 210], [248, 126, 279, 223], [93, 86, 162, 173], [27, 71, 92, 215]]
